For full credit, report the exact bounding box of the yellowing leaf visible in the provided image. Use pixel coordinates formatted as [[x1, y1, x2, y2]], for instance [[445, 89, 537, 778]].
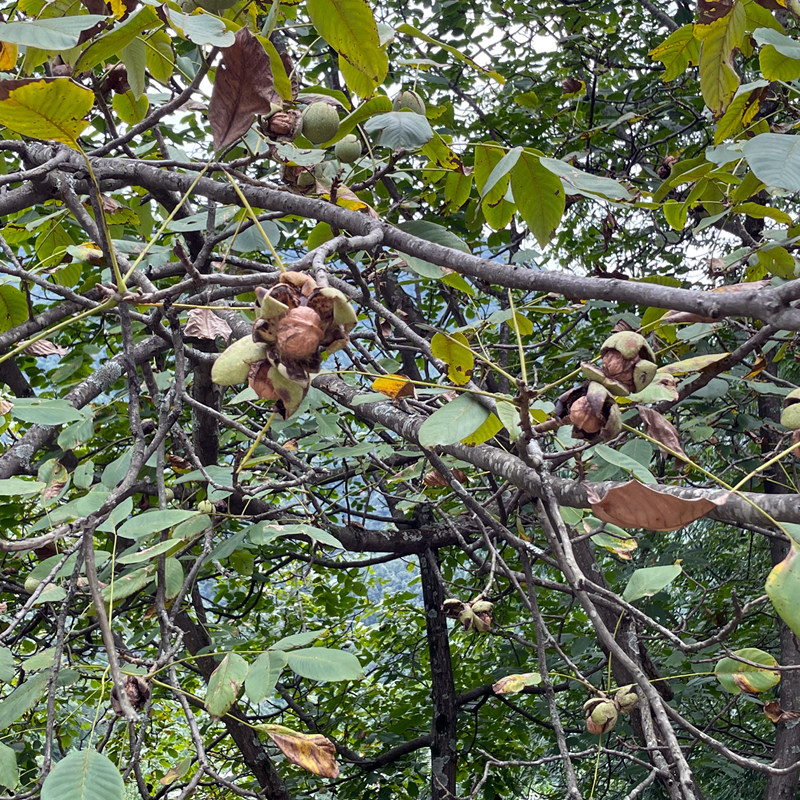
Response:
[[371, 374, 416, 399], [715, 647, 781, 694], [766, 543, 800, 637], [743, 354, 767, 379], [0, 42, 17, 71], [650, 25, 700, 81], [307, 0, 388, 97], [461, 412, 503, 446], [660, 353, 730, 375], [258, 724, 339, 778], [431, 331, 474, 385], [492, 672, 542, 695], [0, 79, 94, 145]]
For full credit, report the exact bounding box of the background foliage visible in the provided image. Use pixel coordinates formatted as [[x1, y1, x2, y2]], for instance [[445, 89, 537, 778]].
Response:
[[0, 1, 796, 799]]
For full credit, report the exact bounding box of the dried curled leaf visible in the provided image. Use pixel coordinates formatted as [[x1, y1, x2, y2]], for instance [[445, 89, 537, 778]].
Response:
[[637, 406, 687, 460], [492, 672, 542, 695], [764, 701, 800, 725], [258, 724, 339, 778], [185, 308, 232, 342], [586, 479, 726, 531], [111, 675, 151, 716]]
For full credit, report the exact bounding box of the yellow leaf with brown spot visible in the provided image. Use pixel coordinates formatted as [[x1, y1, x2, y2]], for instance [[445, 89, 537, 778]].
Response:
[[0, 43, 17, 71], [372, 374, 416, 399], [258, 724, 339, 778]]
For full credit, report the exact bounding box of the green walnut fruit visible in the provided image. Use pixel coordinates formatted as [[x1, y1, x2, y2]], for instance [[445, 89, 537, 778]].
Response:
[[301, 102, 340, 144], [197, 500, 215, 515], [335, 134, 362, 163], [296, 170, 316, 187], [211, 335, 268, 386], [392, 90, 426, 115], [179, 0, 199, 10], [781, 388, 800, 430]]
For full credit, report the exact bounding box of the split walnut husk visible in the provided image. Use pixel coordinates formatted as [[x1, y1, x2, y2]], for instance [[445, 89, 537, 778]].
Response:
[[212, 271, 357, 418]]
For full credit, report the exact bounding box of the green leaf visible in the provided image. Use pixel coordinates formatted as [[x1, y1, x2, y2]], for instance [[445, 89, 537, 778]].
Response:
[[397, 23, 505, 84], [663, 199, 689, 231], [334, 94, 392, 142], [0, 285, 28, 332], [481, 146, 522, 199], [0, 17, 106, 51], [205, 653, 249, 719], [270, 629, 327, 650], [245, 650, 287, 703], [144, 29, 174, 84], [759, 45, 800, 81], [0, 649, 13, 684], [766, 543, 800, 637], [474, 143, 516, 230], [160, 557, 184, 601], [0, 477, 45, 496], [112, 90, 150, 126], [73, 6, 160, 74], [0, 79, 94, 145], [431, 332, 474, 385], [539, 157, 632, 201], [0, 669, 50, 730], [592, 443, 656, 484], [753, 27, 800, 60], [101, 567, 154, 603], [734, 202, 792, 225], [649, 25, 700, 81], [117, 538, 185, 564], [41, 749, 124, 800], [622, 564, 682, 602], [397, 220, 470, 279], [101, 449, 133, 489], [418, 393, 491, 448], [117, 510, 198, 540], [495, 400, 521, 441], [364, 111, 433, 149], [166, 9, 235, 47], [10, 399, 83, 426], [286, 648, 364, 681], [510, 151, 565, 247], [248, 522, 341, 547], [715, 648, 780, 695], [307, 0, 388, 97], [0, 741, 17, 790], [742, 133, 800, 191]]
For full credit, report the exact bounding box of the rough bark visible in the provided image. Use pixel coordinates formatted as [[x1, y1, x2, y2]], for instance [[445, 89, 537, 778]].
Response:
[[419, 548, 457, 799]]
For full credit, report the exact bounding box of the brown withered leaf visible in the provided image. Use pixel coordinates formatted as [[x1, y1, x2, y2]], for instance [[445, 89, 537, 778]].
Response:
[[209, 28, 280, 150], [184, 308, 232, 342], [697, 0, 734, 25], [44, 480, 66, 501], [423, 467, 467, 487], [260, 724, 339, 778], [764, 701, 800, 724], [637, 406, 687, 461], [0, 399, 12, 415], [24, 340, 68, 357], [586, 479, 726, 531]]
